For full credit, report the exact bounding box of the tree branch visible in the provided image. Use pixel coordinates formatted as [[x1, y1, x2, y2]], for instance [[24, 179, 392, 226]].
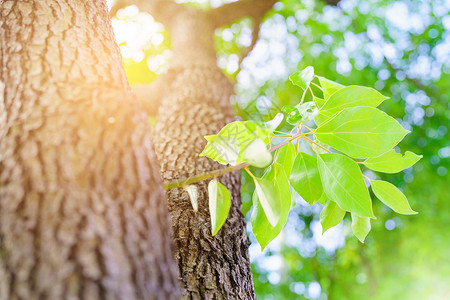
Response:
[[239, 17, 261, 65], [208, 0, 278, 29], [110, 0, 189, 30]]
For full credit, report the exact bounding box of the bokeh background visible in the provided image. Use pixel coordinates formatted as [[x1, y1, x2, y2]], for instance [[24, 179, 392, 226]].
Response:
[[109, 0, 450, 299]]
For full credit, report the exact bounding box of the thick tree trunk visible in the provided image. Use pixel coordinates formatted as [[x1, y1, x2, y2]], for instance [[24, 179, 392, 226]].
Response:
[[151, 9, 255, 300], [0, 1, 180, 299]]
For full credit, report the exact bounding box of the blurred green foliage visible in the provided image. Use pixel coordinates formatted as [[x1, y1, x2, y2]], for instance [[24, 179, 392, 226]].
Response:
[[112, 0, 450, 299]]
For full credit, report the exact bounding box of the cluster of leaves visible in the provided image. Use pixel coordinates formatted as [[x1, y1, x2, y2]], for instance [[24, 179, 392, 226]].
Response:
[[197, 66, 421, 249]]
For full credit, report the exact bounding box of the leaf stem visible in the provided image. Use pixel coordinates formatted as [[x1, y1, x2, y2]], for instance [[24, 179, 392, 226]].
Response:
[[273, 148, 279, 161], [311, 81, 324, 92], [299, 87, 308, 105]]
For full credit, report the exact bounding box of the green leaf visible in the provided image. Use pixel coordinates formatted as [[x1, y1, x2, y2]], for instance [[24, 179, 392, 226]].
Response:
[[200, 121, 273, 165], [290, 66, 314, 90], [351, 213, 371, 243], [203, 135, 239, 165], [364, 150, 422, 173], [371, 180, 417, 215], [243, 120, 274, 144], [315, 107, 409, 159], [252, 176, 282, 227], [282, 105, 303, 125], [313, 96, 326, 109], [320, 199, 346, 234], [289, 152, 323, 205], [317, 193, 327, 205], [185, 185, 199, 212], [274, 142, 296, 177], [318, 86, 388, 122], [317, 153, 375, 218], [251, 163, 291, 250], [243, 139, 272, 168], [317, 76, 345, 99], [208, 179, 231, 236]]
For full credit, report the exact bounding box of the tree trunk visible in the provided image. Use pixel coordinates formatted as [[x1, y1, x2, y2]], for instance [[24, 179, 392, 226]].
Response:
[[151, 9, 255, 300], [0, 1, 180, 299]]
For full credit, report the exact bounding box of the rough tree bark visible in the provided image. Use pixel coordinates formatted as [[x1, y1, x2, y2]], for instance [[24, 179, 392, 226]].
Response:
[[112, 0, 277, 299], [0, 1, 180, 299]]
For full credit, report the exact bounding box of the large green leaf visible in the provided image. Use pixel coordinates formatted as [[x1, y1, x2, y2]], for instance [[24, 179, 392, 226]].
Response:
[[320, 199, 346, 234], [364, 150, 422, 173], [317, 153, 374, 218], [274, 142, 296, 177], [289, 152, 323, 205], [252, 177, 282, 227], [242, 139, 272, 168], [315, 107, 410, 158], [251, 163, 291, 250], [371, 180, 417, 215], [290, 66, 314, 90], [351, 213, 371, 243], [317, 76, 345, 99], [318, 86, 387, 120], [208, 179, 231, 236]]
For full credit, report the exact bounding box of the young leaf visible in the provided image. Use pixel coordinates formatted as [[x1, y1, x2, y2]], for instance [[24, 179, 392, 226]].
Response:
[[244, 120, 274, 144], [317, 153, 375, 218], [200, 121, 273, 165], [315, 107, 409, 159], [371, 180, 417, 215], [320, 199, 346, 234], [364, 150, 422, 173], [289, 152, 323, 205], [295, 102, 319, 122], [351, 213, 371, 243], [185, 185, 199, 212], [264, 113, 284, 131], [208, 179, 231, 236], [290, 66, 314, 90], [203, 135, 239, 165], [252, 177, 282, 227], [317, 86, 388, 123], [317, 76, 345, 99], [282, 105, 303, 125], [251, 163, 291, 250], [243, 139, 272, 168]]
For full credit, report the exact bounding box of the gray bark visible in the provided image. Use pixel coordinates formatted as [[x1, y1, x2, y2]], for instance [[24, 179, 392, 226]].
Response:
[[0, 1, 180, 299]]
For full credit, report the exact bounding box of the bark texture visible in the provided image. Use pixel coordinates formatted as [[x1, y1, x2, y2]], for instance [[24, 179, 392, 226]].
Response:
[[0, 1, 180, 299], [111, 0, 278, 298], [150, 7, 257, 300]]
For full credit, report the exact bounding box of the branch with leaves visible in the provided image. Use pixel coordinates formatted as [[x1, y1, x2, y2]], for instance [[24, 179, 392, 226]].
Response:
[[165, 66, 422, 248]]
